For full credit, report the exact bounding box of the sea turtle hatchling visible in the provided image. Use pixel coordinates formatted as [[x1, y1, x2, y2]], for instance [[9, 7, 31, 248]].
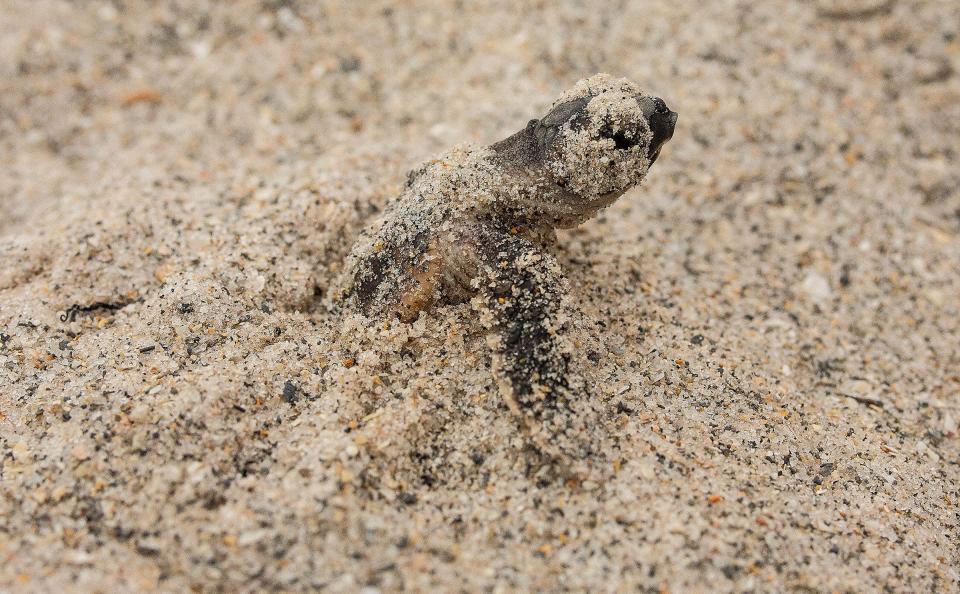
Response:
[[339, 74, 677, 469]]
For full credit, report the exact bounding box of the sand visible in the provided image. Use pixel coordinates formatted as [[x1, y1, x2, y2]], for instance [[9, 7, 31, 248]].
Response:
[[1, 1, 958, 592]]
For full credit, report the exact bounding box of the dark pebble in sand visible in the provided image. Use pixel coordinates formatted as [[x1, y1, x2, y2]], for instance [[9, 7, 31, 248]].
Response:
[[282, 380, 298, 403]]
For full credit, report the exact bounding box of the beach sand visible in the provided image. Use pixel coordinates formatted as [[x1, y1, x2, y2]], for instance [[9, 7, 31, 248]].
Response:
[[1, 1, 958, 591]]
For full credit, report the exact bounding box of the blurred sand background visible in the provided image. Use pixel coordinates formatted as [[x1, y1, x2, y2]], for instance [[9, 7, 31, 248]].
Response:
[[1, 0, 958, 591]]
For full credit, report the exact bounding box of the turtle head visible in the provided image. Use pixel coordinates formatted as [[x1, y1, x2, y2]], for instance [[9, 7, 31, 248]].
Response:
[[500, 74, 677, 226]]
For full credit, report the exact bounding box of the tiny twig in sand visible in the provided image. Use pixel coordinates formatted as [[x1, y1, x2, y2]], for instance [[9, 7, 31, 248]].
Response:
[[817, 0, 895, 21], [841, 393, 885, 408]]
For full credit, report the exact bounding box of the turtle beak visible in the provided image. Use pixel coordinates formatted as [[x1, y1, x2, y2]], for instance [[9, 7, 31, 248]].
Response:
[[647, 102, 677, 163]]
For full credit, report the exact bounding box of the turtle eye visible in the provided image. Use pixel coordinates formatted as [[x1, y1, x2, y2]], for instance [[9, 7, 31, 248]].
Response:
[[598, 126, 638, 150]]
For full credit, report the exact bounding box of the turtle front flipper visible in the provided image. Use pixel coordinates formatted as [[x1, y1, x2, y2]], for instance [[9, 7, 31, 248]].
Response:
[[463, 226, 605, 477]]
